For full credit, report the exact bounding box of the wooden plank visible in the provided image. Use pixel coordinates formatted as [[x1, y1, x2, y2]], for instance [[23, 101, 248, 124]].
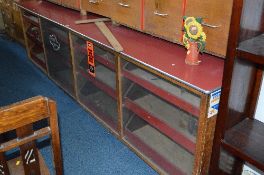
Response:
[[0, 127, 51, 153], [0, 96, 48, 133], [75, 18, 110, 24], [95, 22, 123, 52]]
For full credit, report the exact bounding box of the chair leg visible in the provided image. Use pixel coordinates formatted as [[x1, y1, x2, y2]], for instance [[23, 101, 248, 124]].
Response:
[[49, 100, 63, 175]]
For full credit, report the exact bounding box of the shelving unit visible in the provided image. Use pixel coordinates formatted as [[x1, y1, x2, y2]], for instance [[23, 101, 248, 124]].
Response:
[[210, 0, 264, 174], [21, 11, 47, 71], [16, 1, 225, 174]]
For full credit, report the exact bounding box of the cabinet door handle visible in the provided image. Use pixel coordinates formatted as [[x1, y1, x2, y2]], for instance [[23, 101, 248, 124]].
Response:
[[202, 22, 221, 28], [118, 2, 130, 8], [89, 0, 100, 4], [154, 11, 168, 17]]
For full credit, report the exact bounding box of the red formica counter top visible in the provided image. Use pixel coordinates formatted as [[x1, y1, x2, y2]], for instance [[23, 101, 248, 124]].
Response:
[[16, 0, 224, 94]]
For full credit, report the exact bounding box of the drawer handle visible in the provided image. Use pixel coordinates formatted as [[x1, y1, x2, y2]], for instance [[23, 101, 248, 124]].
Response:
[[89, 0, 100, 4], [202, 22, 221, 28], [118, 2, 130, 8], [154, 11, 168, 17]]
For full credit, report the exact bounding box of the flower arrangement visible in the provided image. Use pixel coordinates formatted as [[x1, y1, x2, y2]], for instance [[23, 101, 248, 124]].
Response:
[[183, 16, 206, 53]]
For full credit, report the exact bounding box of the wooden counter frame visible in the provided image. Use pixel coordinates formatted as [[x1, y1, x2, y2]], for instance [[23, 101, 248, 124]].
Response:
[[17, 2, 222, 174]]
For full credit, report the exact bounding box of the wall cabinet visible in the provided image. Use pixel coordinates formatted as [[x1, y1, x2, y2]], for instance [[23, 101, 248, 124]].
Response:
[[81, 0, 113, 18], [61, 0, 80, 10], [112, 0, 142, 30], [185, 0, 232, 57], [78, 0, 232, 57]]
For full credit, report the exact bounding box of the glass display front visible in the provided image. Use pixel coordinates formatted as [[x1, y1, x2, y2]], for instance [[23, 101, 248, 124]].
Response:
[[72, 34, 118, 131], [121, 59, 201, 175], [41, 19, 75, 96]]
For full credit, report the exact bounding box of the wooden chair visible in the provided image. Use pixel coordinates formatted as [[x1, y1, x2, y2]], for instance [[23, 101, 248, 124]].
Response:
[[0, 96, 63, 175]]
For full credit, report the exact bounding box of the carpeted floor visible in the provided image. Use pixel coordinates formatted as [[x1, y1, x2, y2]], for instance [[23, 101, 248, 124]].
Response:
[[0, 36, 157, 175]]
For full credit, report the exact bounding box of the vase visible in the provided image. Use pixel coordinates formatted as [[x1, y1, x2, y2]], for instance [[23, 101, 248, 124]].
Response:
[[185, 41, 201, 65]]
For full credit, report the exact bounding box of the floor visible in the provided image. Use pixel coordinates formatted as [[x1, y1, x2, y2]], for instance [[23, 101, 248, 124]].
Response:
[[0, 36, 157, 175]]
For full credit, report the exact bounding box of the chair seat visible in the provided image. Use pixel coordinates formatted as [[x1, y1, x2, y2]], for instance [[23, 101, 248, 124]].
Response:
[[7, 151, 50, 175]]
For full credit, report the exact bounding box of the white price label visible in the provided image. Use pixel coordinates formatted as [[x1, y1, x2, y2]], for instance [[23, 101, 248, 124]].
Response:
[[208, 89, 221, 118]]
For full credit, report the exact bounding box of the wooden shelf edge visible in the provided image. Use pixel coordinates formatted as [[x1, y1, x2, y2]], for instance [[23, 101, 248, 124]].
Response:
[[222, 118, 264, 172], [124, 98, 196, 154], [237, 49, 264, 65]]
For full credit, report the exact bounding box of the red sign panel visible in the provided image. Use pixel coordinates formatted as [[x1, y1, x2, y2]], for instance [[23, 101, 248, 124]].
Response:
[[87, 41, 95, 77]]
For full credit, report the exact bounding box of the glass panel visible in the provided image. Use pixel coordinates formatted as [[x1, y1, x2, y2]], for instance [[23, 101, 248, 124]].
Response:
[[124, 113, 194, 175], [23, 12, 46, 71], [121, 59, 200, 174], [123, 82, 198, 142], [72, 34, 118, 131], [238, 0, 264, 56], [41, 19, 74, 96], [122, 61, 201, 109]]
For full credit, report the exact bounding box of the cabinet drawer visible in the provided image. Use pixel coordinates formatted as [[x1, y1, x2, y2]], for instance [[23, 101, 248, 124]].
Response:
[[144, 0, 183, 43], [61, 0, 80, 10], [112, 0, 142, 30], [81, 0, 113, 18], [185, 0, 232, 57], [47, 0, 61, 5]]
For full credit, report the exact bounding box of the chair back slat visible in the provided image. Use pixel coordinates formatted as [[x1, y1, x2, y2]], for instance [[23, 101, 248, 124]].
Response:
[[0, 127, 51, 153], [17, 124, 41, 175], [0, 96, 49, 133]]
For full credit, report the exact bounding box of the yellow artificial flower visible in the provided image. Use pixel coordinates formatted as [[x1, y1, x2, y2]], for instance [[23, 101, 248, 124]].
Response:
[[200, 32, 206, 41], [186, 21, 203, 40], [184, 17, 196, 29]]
